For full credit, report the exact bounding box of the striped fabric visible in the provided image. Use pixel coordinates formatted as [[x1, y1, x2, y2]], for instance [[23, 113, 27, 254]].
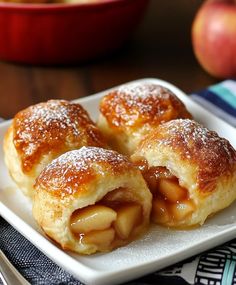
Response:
[[191, 80, 236, 126]]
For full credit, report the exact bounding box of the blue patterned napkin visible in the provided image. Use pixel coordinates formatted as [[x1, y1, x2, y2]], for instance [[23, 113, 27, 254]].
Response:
[[191, 79, 236, 126], [1, 80, 236, 285]]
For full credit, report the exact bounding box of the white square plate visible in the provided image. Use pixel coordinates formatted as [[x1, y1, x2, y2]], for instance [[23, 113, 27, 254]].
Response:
[[1, 78, 236, 285]]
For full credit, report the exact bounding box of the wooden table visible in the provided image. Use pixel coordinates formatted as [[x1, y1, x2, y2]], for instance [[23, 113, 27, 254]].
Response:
[[0, 0, 218, 119]]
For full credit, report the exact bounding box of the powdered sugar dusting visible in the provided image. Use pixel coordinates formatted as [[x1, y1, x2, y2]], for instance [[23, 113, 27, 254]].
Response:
[[37, 147, 132, 196], [145, 119, 236, 192], [47, 146, 130, 172], [117, 83, 177, 109], [117, 83, 169, 99], [100, 83, 191, 130], [157, 119, 231, 149], [17, 100, 90, 139], [14, 100, 105, 172]]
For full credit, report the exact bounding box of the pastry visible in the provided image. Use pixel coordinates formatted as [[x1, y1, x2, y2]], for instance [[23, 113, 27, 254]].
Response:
[[3, 99, 106, 197], [32, 146, 152, 254], [131, 119, 236, 228], [98, 82, 192, 155]]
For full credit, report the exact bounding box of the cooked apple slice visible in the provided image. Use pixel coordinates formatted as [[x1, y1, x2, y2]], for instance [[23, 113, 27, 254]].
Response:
[[170, 200, 195, 221], [114, 204, 142, 239], [71, 205, 117, 234], [84, 228, 115, 248], [151, 198, 170, 224], [158, 179, 187, 202]]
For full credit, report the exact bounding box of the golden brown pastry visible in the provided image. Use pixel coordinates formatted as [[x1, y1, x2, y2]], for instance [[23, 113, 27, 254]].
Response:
[[97, 82, 192, 155], [131, 119, 236, 228], [32, 146, 152, 254], [3, 100, 106, 198]]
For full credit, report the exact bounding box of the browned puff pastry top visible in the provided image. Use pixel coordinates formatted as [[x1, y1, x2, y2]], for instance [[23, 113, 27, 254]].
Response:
[[138, 119, 236, 193], [35, 146, 134, 198], [99, 83, 192, 133], [13, 100, 106, 173]]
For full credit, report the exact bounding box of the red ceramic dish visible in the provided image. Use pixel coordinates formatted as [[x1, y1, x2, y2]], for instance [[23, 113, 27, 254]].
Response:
[[0, 0, 149, 64]]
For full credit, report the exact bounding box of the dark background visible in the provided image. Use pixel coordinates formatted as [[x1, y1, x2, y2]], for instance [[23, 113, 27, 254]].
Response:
[[0, 0, 217, 119]]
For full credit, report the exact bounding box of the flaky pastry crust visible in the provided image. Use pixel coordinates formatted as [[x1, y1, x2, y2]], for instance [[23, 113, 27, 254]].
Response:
[[3, 100, 106, 197], [33, 147, 152, 254], [98, 82, 192, 155], [131, 119, 236, 227]]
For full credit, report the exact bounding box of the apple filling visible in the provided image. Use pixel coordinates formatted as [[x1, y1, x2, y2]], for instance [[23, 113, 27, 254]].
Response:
[[134, 159, 195, 225], [70, 192, 143, 251]]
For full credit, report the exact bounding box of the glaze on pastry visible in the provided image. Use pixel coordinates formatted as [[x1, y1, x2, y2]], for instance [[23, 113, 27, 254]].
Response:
[[131, 119, 236, 228], [32, 147, 152, 254], [98, 82, 192, 155], [3, 100, 106, 197]]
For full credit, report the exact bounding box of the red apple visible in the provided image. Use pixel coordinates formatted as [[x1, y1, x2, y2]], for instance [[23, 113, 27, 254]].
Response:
[[192, 0, 236, 78]]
